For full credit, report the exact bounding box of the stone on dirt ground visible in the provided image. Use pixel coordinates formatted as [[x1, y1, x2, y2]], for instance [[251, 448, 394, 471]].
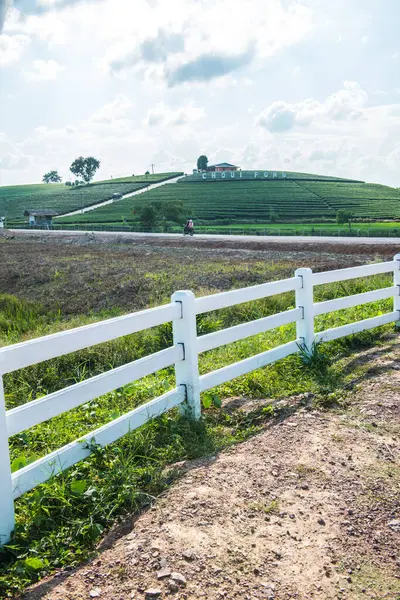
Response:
[[24, 344, 400, 600]]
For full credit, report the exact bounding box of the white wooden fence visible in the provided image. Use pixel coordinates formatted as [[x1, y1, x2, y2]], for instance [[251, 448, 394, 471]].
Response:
[[1, 256, 399, 543]]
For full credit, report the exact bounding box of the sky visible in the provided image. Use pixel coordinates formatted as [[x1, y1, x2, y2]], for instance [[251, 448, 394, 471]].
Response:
[[0, 0, 399, 186]]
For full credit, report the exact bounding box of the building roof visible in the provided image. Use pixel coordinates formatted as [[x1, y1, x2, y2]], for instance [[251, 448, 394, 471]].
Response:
[[24, 209, 59, 217], [212, 162, 238, 168]]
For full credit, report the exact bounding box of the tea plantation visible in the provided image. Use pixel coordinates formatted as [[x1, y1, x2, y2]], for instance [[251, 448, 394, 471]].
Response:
[[1, 173, 183, 224], [58, 172, 400, 226], [297, 181, 400, 219]]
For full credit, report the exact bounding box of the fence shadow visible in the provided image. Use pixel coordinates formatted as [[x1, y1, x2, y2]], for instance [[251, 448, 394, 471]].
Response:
[[22, 391, 311, 600], [20, 336, 400, 599]]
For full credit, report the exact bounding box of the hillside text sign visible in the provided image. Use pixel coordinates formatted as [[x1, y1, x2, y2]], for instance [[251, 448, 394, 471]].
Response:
[[198, 170, 288, 180]]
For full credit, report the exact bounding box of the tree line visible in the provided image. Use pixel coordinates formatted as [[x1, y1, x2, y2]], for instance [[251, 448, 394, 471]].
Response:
[[42, 157, 101, 185]]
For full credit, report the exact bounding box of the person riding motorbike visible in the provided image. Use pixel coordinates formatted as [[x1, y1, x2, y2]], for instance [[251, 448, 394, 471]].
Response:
[[184, 219, 194, 236]]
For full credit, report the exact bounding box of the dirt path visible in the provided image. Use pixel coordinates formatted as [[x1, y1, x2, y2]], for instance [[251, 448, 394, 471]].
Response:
[[9, 228, 400, 248], [24, 343, 400, 600]]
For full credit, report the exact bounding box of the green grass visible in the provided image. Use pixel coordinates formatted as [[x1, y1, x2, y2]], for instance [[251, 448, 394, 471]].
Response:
[[196, 221, 400, 237], [0, 173, 182, 223], [297, 181, 400, 219], [0, 265, 398, 596], [58, 180, 333, 224], [9, 169, 399, 229], [1, 183, 148, 223], [57, 177, 400, 228]]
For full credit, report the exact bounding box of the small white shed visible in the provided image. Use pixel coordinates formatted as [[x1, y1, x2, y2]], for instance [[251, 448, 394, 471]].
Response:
[[24, 210, 59, 227]]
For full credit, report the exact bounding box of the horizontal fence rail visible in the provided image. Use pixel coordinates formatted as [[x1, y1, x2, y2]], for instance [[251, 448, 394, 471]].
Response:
[[6, 346, 183, 437], [199, 340, 300, 392], [315, 312, 399, 344], [312, 261, 396, 286], [0, 255, 399, 544], [197, 308, 301, 353], [0, 303, 180, 374], [195, 277, 300, 314], [314, 286, 397, 316], [12, 387, 185, 500]]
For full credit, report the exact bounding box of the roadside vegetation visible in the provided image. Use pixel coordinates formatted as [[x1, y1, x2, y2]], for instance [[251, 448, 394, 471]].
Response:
[[0, 235, 398, 596]]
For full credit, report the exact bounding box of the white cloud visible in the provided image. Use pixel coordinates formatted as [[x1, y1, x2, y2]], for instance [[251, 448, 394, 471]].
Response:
[[258, 102, 296, 132], [257, 81, 369, 132], [0, 152, 31, 170], [7, 10, 68, 43], [0, 33, 29, 66], [25, 58, 65, 81], [89, 94, 133, 124], [145, 102, 205, 127], [98, 0, 314, 85]]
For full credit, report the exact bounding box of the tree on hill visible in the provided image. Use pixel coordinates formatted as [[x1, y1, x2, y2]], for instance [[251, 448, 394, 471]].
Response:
[[197, 155, 208, 171], [137, 201, 183, 231], [139, 204, 158, 228], [336, 210, 354, 229], [42, 170, 62, 184], [70, 156, 101, 184]]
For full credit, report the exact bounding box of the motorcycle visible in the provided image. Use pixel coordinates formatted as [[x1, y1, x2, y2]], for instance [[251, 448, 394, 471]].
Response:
[[183, 226, 194, 236]]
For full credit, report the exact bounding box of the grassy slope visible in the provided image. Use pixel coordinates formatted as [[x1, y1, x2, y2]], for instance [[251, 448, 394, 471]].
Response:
[[1, 183, 148, 223], [59, 181, 332, 224], [298, 181, 400, 218], [0, 237, 398, 595], [0, 173, 182, 223], [58, 179, 400, 226]]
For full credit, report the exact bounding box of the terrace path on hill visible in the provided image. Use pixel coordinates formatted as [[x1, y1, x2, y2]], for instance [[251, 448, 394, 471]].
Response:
[[57, 176, 183, 218], [25, 340, 400, 600]]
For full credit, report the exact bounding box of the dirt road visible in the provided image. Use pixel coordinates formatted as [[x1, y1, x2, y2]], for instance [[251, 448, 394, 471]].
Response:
[[25, 341, 400, 600], [9, 228, 400, 249]]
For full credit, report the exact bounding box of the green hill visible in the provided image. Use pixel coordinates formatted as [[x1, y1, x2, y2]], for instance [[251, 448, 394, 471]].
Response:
[[1, 173, 183, 224], [57, 171, 400, 226]]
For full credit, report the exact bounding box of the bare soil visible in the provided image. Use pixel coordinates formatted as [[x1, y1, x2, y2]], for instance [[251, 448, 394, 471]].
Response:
[[23, 342, 400, 600], [0, 231, 397, 314]]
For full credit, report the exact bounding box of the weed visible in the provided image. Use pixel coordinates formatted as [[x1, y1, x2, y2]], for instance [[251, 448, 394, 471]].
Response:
[[249, 499, 280, 514], [331, 433, 344, 443], [295, 464, 318, 477], [298, 340, 330, 374]]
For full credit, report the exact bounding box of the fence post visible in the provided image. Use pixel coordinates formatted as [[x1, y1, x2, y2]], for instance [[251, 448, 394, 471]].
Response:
[[0, 375, 14, 545], [295, 267, 314, 352], [394, 254, 400, 325], [171, 290, 201, 420]]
